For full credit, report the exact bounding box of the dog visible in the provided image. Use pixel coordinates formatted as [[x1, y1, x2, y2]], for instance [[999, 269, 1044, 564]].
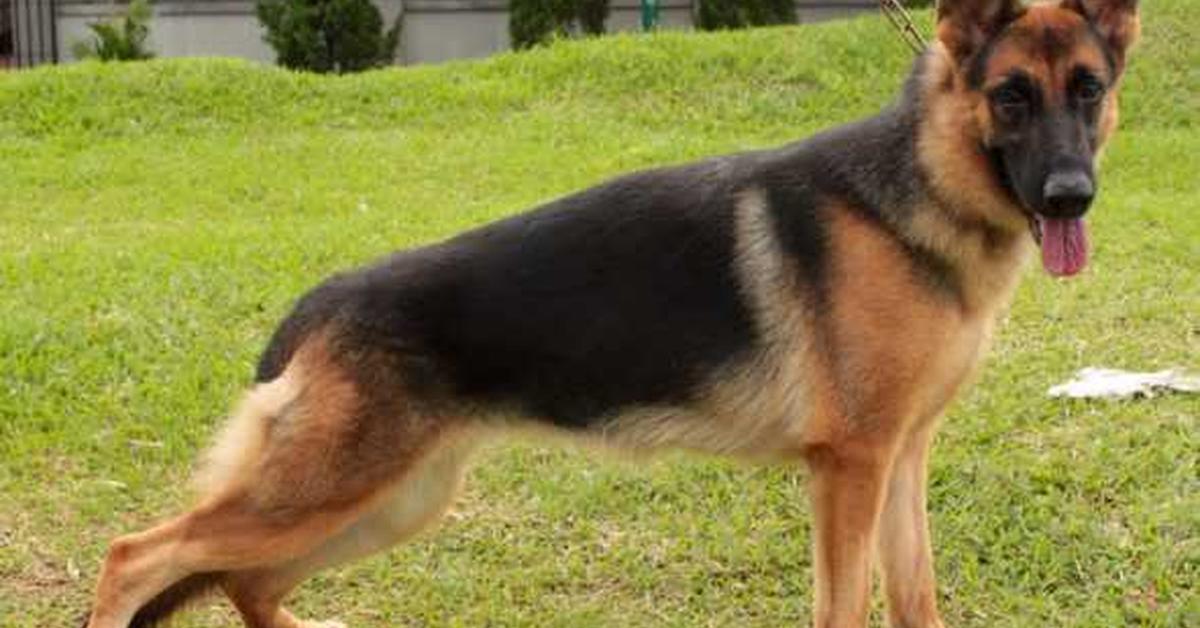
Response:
[[84, 1, 1141, 626]]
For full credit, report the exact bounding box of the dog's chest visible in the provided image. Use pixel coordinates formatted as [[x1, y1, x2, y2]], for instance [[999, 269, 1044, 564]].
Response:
[[819, 207, 999, 424]]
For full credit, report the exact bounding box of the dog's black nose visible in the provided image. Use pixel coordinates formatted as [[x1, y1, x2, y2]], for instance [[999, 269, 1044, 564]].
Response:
[[1042, 170, 1094, 218]]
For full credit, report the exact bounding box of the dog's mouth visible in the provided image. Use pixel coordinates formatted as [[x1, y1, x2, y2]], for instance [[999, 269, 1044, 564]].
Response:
[[1030, 214, 1089, 278], [988, 148, 1092, 277]]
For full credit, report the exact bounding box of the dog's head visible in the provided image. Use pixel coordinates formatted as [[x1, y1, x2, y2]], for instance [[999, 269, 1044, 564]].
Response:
[[935, 0, 1140, 276]]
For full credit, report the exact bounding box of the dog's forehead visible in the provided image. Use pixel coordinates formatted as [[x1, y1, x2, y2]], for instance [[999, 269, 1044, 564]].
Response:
[[982, 5, 1112, 87]]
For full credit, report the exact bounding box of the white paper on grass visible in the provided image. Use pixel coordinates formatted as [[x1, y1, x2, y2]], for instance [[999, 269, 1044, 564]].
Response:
[[1047, 367, 1200, 399]]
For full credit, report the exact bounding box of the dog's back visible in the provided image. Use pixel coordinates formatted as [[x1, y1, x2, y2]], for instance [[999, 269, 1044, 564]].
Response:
[[252, 86, 942, 440]]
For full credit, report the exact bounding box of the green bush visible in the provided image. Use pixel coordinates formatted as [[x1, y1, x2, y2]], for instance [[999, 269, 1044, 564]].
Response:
[[71, 0, 155, 61], [510, 0, 610, 50], [577, 0, 611, 35], [696, 0, 796, 31], [255, 0, 400, 73]]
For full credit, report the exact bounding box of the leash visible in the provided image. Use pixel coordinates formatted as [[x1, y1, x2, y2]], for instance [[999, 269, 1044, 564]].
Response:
[[878, 0, 930, 56]]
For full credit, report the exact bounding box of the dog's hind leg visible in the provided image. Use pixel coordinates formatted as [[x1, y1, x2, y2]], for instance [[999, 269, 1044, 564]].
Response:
[[85, 469, 392, 628], [876, 425, 944, 628], [220, 433, 477, 628], [85, 336, 463, 628]]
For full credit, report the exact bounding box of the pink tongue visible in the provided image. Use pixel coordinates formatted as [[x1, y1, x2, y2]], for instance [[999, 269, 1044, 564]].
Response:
[[1040, 217, 1089, 277]]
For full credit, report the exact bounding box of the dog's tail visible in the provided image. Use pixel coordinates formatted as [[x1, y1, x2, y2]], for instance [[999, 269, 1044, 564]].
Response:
[[128, 572, 223, 628]]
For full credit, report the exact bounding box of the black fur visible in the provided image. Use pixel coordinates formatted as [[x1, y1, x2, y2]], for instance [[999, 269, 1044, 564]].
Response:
[[256, 55, 952, 430], [750, 56, 961, 300], [260, 160, 759, 428], [400, 161, 761, 427], [984, 67, 1108, 218]]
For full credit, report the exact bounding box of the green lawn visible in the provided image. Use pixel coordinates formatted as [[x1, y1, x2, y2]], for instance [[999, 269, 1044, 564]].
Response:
[[1, 3, 1197, 626]]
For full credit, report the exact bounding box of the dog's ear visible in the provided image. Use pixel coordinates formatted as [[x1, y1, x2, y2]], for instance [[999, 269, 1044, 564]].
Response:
[[1061, 0, 1140, 64], [936, 0, 1025, 66]]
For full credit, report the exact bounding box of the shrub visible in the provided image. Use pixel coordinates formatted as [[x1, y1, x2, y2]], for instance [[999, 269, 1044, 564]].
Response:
[[71, 0, 155, 61], [696, 0, 796, 31], [577, 0, 611, 35], [510, 0, 609, 50], [255, 0, 401, 73], [510, 0, 564, 49]]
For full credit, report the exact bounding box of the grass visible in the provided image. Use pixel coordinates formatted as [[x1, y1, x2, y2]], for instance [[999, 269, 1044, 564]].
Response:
[[0, 3, 1196, 626]]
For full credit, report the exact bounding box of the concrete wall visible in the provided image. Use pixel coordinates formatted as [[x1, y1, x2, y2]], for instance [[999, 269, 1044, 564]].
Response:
[[49, 0, 876, 66], [56, 0, 274, 62], [396, 0, 696, 64], [797, 0, 875, 23], [395, 0, 509, 65]]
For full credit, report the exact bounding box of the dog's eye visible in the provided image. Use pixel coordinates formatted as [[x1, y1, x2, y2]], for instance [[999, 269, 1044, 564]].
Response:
[[990, 87, 1029, 119], [1075, 75, 1106, 104]]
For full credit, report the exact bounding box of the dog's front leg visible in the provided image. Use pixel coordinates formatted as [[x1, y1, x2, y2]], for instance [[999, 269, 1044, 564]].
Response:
[[804, 442, 892, 628], [877, 424, 945, 628]]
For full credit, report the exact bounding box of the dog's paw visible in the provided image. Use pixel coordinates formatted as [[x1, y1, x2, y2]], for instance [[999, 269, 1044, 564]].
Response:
[[302, 621, 348, 628]]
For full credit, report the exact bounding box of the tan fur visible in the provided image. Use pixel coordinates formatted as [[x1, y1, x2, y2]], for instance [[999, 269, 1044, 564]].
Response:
[[980, 7, 1114, 96], [788, 4, 1146, 614], [877, 424, 944, 628], [915, 46, 1038, 315], [794, 204, 999, 628], [1064, 0, 1142, 62], [918, 46, 1029, 234], [936, 0, 1023, 65], [822, 206, 992, 430], [193, 366, 302, 498], [86, 334, 468, 628], [221, 432, 479, 628], [912, 3, 1132, 316]]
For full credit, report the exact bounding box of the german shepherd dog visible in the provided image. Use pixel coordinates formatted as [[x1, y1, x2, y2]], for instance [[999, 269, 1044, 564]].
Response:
[[85, 1, 1141, 626]]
